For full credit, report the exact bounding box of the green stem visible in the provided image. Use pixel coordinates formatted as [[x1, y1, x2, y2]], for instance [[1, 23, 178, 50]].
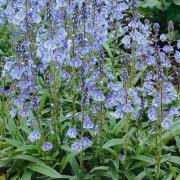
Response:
[[50, 62, 59, 144], [71, 67, 76, 126], [156, 85, 163, 180], [99, 101, 104, 163]]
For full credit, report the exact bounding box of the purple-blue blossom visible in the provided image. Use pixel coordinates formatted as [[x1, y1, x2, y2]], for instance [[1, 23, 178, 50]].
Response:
[[67, 127, 77, 138], [42, 141, 53, 151], [92, 90, 105, 102], [71, 141, 82, 152], [28, 130, 41, 142], [161, 118, 173, 129], [83, 116, 94, 130]]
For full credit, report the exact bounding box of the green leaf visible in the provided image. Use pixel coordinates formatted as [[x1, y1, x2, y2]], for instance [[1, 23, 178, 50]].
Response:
[[90, 166, 109, 173], [110, 161, 119, 180], [103, 42, 113, 58], [60, 153, 77, 173], [15, 145, 37, 152], [10, 175, 18, 180], [27, 163, 70, 179], [4, 138, 22, 147], [133, 66, 147, 85], [103, 147, 119, 158], [20, 170, 32, 180], [162, 173, 173, 180], [130, 155, 156, 165], [6, 119, 17, 139], [0, 159, 12, 168], [102, 139, 123, 149], [173, 0, 180, 6], [69, 157, 79, 176], [1, 155, 44, 164], [175, 136, 180, 151], [138, 0, 162, 9], [135, 171, 146, 180], [124, 170, 136, 180], [168, 156, 180, 165]]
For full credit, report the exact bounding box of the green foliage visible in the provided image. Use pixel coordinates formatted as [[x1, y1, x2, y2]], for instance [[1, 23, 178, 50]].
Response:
[[138, 0, 180, 38]]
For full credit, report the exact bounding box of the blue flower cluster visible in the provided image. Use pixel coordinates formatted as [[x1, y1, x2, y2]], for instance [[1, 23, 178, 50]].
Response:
[[0, 0, 179, 155]]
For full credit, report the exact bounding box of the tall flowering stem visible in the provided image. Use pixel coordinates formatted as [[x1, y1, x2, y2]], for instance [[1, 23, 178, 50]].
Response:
[[98, 49, 105, 163], [156, 78, 163, 180], [71, 4, 79, 126]]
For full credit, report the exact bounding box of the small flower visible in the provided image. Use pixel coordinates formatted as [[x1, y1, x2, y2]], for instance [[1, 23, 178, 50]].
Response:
[[148, 106, 158, 122], [67, 127, 77, 138], [153, 23, 160, 33], [10, 67, 23, 80], [4, 61, 12, 71], [19, 109, 29, 117], [122, 104, 133, 113], [107, 72, 115, 80], [71, 141, 82, 152], [10, 109, 17, 118], [83, 116, 94, 130], [169, 106, 179, 117], [94, 125, 99, 135], [26, 119, 32, 127], [13, 98, 23, 107], [42, 141, 53, 151], [94, 102, 101, 111], [160, 34, 166, 42], [92, 90, 105, 101], [163, 45, 173, 53], [72, 57, 82, 68], [161, 118, 173, 129], [81, 136, 92, 147], [90, 56, 97, 65], [119, 153, 126, 161], [174, 51, 180, 63], [177, 40, 180, 49], [28, 130, 41, 142], [122, 35, 131, 49]]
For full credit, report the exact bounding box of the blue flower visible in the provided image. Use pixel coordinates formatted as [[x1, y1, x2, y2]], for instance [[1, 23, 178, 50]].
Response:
[[148, 106, 157, 122], [83, 116, 94, 130], [26, 119, 32, 127], [122, 104, 133, 113], [161, 118, 172, 129], [10, 109, 17, 118], [12, 98, 23, 107], [19, 109, 29, 117], [119, 153, 126, 161], [105, 94, 118, 108], [160, 34, 166, 42], [94, 125, 99, 135], [169, 107, 179, 117], [163, 45, 173, 53], [90, 56, 97, 65], [42, 141, 53, 151], [122, 35, 131, 49], [10, 67, 23, 80], [174, 51, 180, 63], [153, 23, 160, 33], [71, 141, 82, 152], [67, 127, 77, 138], [110, 109, 123, 119], [4, 61, 12, 71], [177, 40, 180, 49], [72, 57, 82, 68], [92, 90, 105, 101], [81, 136, 92, 147], [28, 130, 41, 142]]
